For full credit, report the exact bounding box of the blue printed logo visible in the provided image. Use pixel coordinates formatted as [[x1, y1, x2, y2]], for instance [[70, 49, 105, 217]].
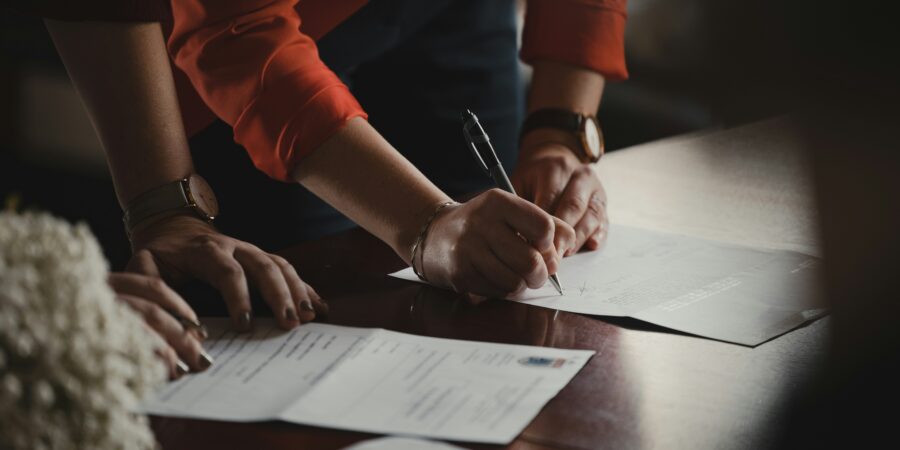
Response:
[[518, 356, 566, 368]]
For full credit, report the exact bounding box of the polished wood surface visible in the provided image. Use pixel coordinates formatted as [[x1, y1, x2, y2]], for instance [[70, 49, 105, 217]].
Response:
[[152, 119, 828, 449]]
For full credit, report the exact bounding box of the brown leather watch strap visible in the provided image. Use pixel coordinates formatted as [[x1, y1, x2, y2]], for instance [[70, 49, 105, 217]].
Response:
[[520, 108, 602, 163], [123, 175, 218, 233], [521, 108, 584, 137], [123, 180, 192, 231]]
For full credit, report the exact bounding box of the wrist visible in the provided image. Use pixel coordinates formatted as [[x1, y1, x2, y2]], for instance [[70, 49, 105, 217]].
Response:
[[520, 129, 584, 164], [393, 199, 456, 264], [129, 213, 215, 250], [520, 107, 604, 164], [123, 174, 218, 241], [408, 201, 458, 280]]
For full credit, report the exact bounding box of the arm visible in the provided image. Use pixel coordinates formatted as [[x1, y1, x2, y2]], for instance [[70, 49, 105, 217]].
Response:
[[45, 20, 324, 333], [45, 20, 192, 206], [512, 0, 629, 252], [170, 0, 574, 298], [45, 20, 208, 378], [514, 61, 609, 253], [294, 118, 574, 296]]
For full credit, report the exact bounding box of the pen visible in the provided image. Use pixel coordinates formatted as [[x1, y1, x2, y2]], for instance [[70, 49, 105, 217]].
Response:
[[461, 109, 563, 295]]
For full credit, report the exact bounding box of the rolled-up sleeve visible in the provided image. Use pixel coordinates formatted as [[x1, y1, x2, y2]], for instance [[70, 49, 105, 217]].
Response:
[[167, 0, 367, 181], [521, 0, 629, 81]]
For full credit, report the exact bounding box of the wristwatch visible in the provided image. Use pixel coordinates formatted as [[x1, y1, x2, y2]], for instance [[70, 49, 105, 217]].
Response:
[[123, 174, 219, 233], [521, 108, 605, 163]]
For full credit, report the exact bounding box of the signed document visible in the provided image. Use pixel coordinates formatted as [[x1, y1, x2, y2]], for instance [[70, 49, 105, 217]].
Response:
[[143, 319, 593, 444], [391, 225, 826, 346]]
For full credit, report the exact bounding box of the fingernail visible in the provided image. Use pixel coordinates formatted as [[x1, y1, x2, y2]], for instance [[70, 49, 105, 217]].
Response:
[[319, 300, 330, 314], [239, 311, 252, 330], [176, 359, 190, 375], [300, 301, 315, 312], [196, 324, 209, 340], [199, 351, 214, 369], [285, 307, 298, 322]]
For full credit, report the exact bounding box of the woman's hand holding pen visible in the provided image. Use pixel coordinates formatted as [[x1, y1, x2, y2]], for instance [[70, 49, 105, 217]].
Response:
[[420, 189, 576, 298], [108, 272, 212, 380], [512, 133, 609, 254], [127, 215, 329, 333]]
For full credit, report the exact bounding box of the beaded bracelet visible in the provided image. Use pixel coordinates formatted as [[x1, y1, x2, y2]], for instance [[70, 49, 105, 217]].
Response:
[[410, 200, 458, 281]]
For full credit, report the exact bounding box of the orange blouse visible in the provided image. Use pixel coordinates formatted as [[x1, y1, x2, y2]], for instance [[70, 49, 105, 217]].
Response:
[[165, 0, 628, 181]]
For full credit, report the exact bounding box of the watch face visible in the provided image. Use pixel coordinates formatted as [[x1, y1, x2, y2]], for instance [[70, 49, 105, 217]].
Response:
[[187, 175, 220, 219], [582, 117, 604, 161]]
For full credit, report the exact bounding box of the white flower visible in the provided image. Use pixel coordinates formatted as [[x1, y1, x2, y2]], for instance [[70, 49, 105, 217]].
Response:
[[0, 211, 166, 449]]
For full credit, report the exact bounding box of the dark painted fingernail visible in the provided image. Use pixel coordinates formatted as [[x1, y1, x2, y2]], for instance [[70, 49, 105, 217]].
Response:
[[239, 311, 252, 330], [319, 300, 330, 313], [285, 307, 298, 322], [199, 351, 214, 369], [176, 359, 190, 375], [300, 301, 315, 312]]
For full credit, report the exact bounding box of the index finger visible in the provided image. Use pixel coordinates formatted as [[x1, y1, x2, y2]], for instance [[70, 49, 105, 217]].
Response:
[[185, 243, 253, 331], [492, 190, 557, 253], [234, 246, 297, 330]]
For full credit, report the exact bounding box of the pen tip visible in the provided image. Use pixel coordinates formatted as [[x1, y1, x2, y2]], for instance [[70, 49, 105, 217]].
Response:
[[549, 275, 563, 295]]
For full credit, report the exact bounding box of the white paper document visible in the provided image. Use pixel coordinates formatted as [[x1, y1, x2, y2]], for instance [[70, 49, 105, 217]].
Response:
[[143, 319, 593, 444], [390, 225, 826, 346]]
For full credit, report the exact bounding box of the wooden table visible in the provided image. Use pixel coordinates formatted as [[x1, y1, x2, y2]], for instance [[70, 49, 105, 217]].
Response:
[[151, 118, 828, 450]]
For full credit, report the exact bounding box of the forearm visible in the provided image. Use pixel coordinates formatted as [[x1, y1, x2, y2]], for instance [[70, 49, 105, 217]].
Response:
[[45, 20, 194, 207], [291, 118, 450, 263], [522, 60, 606, 157]]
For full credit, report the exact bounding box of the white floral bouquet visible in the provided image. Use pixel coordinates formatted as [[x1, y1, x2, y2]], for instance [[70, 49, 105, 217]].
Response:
[[0, 211, 165, 450]]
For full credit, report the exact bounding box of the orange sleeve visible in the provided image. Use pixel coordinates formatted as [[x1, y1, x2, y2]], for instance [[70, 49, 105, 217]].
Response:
[[521, 0, 629, 81], [167, 0, 367, 181]]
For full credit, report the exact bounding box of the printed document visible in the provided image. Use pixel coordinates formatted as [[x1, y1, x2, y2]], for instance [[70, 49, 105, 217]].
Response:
[[143, 319, 593, 444], [391, 225, 826, 346]]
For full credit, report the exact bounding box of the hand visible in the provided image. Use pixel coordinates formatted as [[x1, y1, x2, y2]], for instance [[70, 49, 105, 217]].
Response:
[[512, 140, 609, 254], [108, 272, 212, 379], [420, 189, 576, 298], [127, 215, 328, 332]]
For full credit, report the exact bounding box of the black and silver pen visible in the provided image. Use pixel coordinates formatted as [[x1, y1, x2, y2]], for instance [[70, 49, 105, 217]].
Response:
[[461, 109, 563, 295]]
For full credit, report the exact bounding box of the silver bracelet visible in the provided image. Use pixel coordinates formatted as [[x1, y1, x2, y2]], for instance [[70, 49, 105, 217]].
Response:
[[410, 200, 458, 282]]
